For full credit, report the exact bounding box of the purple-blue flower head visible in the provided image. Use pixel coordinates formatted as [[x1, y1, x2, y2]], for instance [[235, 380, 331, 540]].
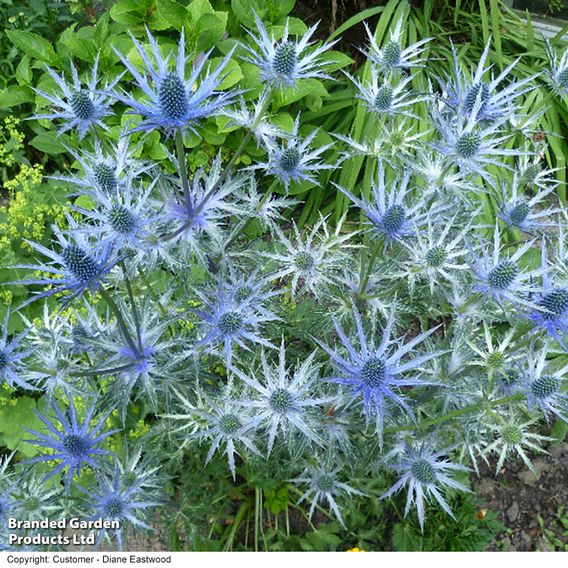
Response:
[[319, 305, 441, 439], [0, 308, 35, 390], [113, 28, 237, 136], [26, 398, 117, 492]]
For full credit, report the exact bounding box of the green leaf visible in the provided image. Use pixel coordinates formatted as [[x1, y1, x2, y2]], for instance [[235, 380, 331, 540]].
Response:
[[157, 0, 188, 31], [0, 396, 48, 457], [231, 0, 266, 26], [109, 0, 151, 24], [5, 30, 56, 64], [209, 58, 243, 89], [15, 55, 32, 86], [0, 85, 34, 108], [329, 6, 384, 40], [188, 0, 215, 21], [30, 132, 67, 155], [195, 13, 226, 52]]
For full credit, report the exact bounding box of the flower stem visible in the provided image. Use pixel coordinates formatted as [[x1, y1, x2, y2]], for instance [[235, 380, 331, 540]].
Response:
[[175, 130, 193, 217], [120, 260, 143, 351], [99, 285, 140, 358], [357, 242, 381, 297]]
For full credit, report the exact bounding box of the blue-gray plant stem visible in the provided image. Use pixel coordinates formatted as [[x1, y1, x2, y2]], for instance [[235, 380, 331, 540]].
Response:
[[175, 130, 193, 217], [120, 260, 142, 350]]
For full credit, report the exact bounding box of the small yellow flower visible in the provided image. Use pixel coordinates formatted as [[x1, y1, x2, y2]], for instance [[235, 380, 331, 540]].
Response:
[[346, 547, 365, 552]]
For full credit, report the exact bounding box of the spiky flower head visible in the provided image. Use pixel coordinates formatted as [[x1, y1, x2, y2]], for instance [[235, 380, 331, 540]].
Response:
[[0, 308, 35, 390], [242, 15, 337, 89], [363, 19, 431, 72], [232, 340, 332, 454], [545, 39, 568, 97], [318, 306, 440, 440], [381, 442, 470, 531], [25, 398, 117, 492], [291, 463, 365, 527], [113, 28, 237, 136], [32, 54, 119, 139]]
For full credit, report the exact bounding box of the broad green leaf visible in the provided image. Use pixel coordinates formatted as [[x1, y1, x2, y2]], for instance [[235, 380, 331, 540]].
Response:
[[195, 13, 227, 52], [157, 0, 188, 31], [30, 132, 67, 155], [6, 30, 56, 64], [0, 85, 34, 108], [188, 0, 215, 21]]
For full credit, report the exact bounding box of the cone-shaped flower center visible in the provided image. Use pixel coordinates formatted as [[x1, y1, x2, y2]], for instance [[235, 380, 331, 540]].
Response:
[[62, 244, 100, 283], [94, 163, 118, 194], [519, 163, 541, 188], [273, 42, 297, 77], [219, 413, 241, 435], [456, 131, 481, 159], [382, 40, 402, 67], [269, 388, 293, 413], [508, 202, 530, 226], [487, 260, 518, 290], [159, 72, 189, 121], [316, 473, 335, 493], [235, 286, 253, 302], [70, 90, 96, 120], [557, 68, 568, 90], [108, 205, 136, 234], [374, 85, 394, 112], [122, 471, 137, 488], [464, 82, 490, 115], [218, 311, 244, 335], [295, 250, 315, 272], [487, 351, 505, 371], [502, 425, 523, 445], [538, 288, 568, 319], [531, 374, 559, 399], [382, 204, 406, 236], [24, 497, 40, 512], [62, 434, 91, 458], [280, 148, 301, 172], [411, 459, 436, 483], [426, 245, 446, 268], [361, 357, 387, 388], [105, 496, 125, 517]]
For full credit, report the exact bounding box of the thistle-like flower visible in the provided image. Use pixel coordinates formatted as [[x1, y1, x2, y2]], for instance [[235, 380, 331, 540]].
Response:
[[165, 388, 261, 480], [26, 398, 117, 491], [381, 442, 470, 531], [484, 413, 551, 474], [242, 15, 336, 89], [497, 173, 560, 233], [252, 117, 334, 191], [32, 54, 119, 139], [291, 463, 365, 527], [318, 306, 440, 438], [517, 154, 560, 193], [113, 28, 237, 135], [79, 468, 159, 549], [51, 137, 153, 196], [261, 215, 354, 298], [194, 277, 277, 362], [363, 19, 431, 72], [351, 66, 428, 119], [440, 40, 535, 122], [336, 161, 444, 244], [12, 472, 63, 521], [0, 308, 35, 390], [522, 347, 568, 422], [545, 39, 568, 96], [15, 214, 116, 307], [468, 224, 541, 310], [232, 340, 331, 454]]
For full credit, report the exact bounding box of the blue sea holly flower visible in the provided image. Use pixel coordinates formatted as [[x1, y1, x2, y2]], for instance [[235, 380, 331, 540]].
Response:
[[51, 137, 153, 196], [528, 241, 568, 349], [261, 215, 355, 299], [32, 54, 119, 139], [113, 28, 237, 136], [498, 173, 561, 233], [72, 179, 158, 254], [545, 39, 568, 96], [194, 279, 277, 362], [433, 94, 523, 183], [318, 306, 440, 439], [79, 468, 159, 550], [232, 340, 332, 454], [350, 66, 428, 120], [381, 443, 471, 531], [13, 473, 63, 522], [252, 116, 334, 192], [165, 388, 261, 480], [522, 348, 568, 423], [242, 14, 337, 89], [291, 463, 365, 528], [363, 19, 431, 72], [26, 399, 117, 492], [336, 161, 445, 244], [0, 308, 35, 390], [14, 215, 116, 308], [440, 40, 536, 122], [517, 155, 560, 194], [468, 224, 542, 310], [0, 453, 16, 526]]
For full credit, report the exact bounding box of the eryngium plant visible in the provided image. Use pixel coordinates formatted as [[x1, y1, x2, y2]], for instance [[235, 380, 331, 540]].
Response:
[[3, 11, 567, 550]]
